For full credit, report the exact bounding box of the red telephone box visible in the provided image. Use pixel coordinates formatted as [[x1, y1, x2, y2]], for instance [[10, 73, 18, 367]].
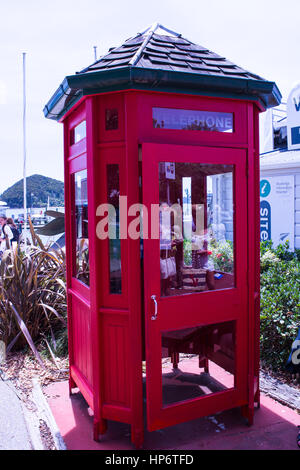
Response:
[[44, 24, 281, 447]]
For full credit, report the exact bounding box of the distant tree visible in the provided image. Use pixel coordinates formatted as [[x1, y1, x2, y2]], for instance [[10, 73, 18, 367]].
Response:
[[0, 174, 64, 208]]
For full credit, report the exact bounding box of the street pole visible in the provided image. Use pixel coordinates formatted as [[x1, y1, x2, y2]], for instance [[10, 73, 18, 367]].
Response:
[[22, 52, 27, 248]]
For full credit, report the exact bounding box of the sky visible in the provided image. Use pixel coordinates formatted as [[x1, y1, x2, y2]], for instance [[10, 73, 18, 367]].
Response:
[[0, 0, 300, 195]]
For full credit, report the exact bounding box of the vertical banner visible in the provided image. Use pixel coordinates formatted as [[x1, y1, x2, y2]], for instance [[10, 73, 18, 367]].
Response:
[[287, 82, 300, 151], [260, 175, 295, 250]]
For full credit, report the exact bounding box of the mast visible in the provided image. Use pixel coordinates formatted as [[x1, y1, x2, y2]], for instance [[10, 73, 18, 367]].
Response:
[[22, 52, 27, 247]]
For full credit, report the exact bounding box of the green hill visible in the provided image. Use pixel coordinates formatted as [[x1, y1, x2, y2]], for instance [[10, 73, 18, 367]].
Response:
[[0, 174, 64, 208]]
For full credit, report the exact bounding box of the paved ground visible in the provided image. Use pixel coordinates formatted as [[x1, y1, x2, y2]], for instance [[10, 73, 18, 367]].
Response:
[[0, 379, 32, 450], [44, 380, 300, 450], [0, 373, 299, 451]]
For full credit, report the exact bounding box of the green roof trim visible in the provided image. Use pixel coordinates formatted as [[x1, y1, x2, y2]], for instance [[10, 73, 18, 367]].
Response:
[[44, 66, 281, 121], [43, 78, 83, 120]]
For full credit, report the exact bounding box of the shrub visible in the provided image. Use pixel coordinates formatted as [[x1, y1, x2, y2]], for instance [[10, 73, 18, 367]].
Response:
[[0, 223, 67, 365], [260, 241, 300, 370], [210, 239, 234, 273], [260, 250, 280, 272]]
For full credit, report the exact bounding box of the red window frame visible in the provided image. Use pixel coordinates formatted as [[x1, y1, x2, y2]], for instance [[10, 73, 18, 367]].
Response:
[[138, 92, 248, 147], [66, 103, 90, 300], [97, 146, 129, 309], [98, 93, 125, 143]]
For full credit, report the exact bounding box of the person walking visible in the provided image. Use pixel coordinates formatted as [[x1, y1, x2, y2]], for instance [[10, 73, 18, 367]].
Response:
[[6, 218, 20, 244], [0, 215, 14, 256]]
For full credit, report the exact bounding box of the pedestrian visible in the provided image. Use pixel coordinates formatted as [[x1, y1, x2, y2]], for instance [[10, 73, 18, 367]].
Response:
[[6, 218, 20, 244], [0, 215, 13, 257]]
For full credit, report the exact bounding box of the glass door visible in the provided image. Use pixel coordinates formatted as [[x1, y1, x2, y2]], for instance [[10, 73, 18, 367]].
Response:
[[142, 143, 248, 431]]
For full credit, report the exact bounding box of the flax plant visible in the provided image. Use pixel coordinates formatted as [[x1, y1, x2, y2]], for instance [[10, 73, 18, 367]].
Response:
[[0, 219, 67, 365]]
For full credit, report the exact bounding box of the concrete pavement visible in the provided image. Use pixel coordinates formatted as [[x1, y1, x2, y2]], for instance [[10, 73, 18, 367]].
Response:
[[0, 372, 299, 450], [0, 378, 32, 450]]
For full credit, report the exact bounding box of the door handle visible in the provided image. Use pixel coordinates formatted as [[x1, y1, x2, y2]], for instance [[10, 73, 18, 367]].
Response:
[[151, 295, 158, 320]]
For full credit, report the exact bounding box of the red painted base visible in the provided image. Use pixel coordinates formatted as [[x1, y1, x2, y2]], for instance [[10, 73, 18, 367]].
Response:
[[241, 404, 254, 426], [93, 418, 108, 441], [69, 377, 76, 396], [131, 426, 144, 449]]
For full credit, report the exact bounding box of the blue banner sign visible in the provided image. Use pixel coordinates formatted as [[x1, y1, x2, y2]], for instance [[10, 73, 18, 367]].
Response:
[[260, 200, 271, 242], [260, 179, 271, 198], [291, 126, 300, 145]]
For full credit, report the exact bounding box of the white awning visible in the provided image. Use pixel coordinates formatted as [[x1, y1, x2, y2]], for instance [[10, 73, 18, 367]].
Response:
[[260, 149, 300, 170]]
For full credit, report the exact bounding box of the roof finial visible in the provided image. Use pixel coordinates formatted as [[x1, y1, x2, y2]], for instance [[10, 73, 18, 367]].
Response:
[[129, 24, 158, 66], [139, 22, 159, 36], [139, 23, 181, 37], [130, 23, 182, 66]]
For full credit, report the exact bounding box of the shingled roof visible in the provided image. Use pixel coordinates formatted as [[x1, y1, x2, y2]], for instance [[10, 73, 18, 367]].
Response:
[[80, 24, 262, 80], [44, 23, 281, 120]]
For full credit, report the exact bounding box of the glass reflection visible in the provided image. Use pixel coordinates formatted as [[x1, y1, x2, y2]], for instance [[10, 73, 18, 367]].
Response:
[[159, 163, 234, 297], [107, 164, 122, 294], [161, 321, 236, 406], [74, 170, 89, 285], [153, 108, 233, 133], [105, 109, 118, 130], [70, 120, 86, 145]]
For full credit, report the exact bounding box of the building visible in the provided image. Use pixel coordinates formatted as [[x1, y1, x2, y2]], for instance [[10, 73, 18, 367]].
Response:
[[260, 83, 300, 250]]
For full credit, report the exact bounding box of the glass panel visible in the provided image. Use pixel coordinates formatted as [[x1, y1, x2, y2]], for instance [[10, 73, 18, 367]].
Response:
[[161, 321, 236, 406], [70, 120, 86, 145], [107, 164, 121, 294], [159, 162, 234, 297], [153, 108, 233, 133], [105, 109, 118, 130], [74, 170, 89, 285]]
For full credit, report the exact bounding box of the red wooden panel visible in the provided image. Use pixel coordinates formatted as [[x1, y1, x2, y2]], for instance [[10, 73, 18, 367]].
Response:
[[246, 103, 255, 417], [96, 146, 129, 309], [253, 105, 261, 396], [85, 97, 104, 435], [124, 92, 144, 444], [63, 118, 75, 382], [71, 292, 93, 388], [68, 153, 87, 174], [67, 102, 87, 159], [69, 139, 87, 160], [70, 278, 90, 300], [150, 389, 246, 431], [97, 93, 125, 143], [102, 404, 131, 424], [70, 364, 94, 410], [137, 91, 248, 147], [64, 104, 89, 296], [247, 103, 261, 408], [68, 102, 86, 132], [101, 313, 130, 407]]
